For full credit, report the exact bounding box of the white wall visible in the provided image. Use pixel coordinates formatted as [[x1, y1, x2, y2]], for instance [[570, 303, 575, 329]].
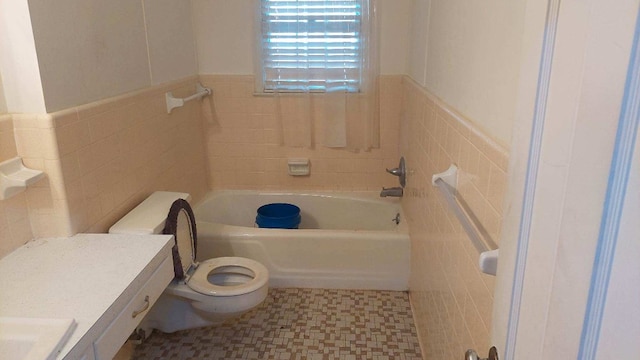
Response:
[[144, 0, 199, 85], [408, 0, 526, 145], [408, 0, 430, 83], [28, 0, 150, 112], [377, 0, 412, 74], [192, 0, 413, 75], [192, 0, 255, 75], [6, 0, 199, 113], [0, 0, 46, 113]]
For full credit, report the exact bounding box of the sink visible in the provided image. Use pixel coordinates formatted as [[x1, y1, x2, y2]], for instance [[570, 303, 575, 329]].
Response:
[[0, 317, 77, 360]]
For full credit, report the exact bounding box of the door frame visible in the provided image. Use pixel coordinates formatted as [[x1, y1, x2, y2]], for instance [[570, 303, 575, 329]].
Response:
[[493, 0, 640, 358]]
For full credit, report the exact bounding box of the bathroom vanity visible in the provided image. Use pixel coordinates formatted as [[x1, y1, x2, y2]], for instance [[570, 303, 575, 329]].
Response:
[[0, 233, 174, 360]]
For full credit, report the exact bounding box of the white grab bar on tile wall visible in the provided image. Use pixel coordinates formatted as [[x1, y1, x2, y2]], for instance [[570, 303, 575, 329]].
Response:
[[432, 165, 500, 276], [165, 83, 212, 114]]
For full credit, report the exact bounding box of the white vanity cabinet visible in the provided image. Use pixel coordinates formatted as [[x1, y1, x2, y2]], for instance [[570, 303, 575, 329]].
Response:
[[0, 234, 174, 360], [92, 254, 172, 359]]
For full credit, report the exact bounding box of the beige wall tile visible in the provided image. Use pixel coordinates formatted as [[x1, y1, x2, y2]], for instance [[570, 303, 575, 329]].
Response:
[[0, 115, 59, 256], [0, 115, 17, 162], [56, 119, 90, 156], [403, 76, 508, 359], [1, 78, 209, 255], [0, 193, 33, 258], [2, 73, 508, 360], [202, 75, 403, 191]]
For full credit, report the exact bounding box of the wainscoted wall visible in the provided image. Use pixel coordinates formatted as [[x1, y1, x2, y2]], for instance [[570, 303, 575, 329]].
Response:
[[201, 75, 403, 191], [402, 77, 508, 359], [0, 114, 33, 258], [12, 113, 66, 238], [4, 72, 509, 360], [7, 78, 209, 241], [55, 78, 209, 234]]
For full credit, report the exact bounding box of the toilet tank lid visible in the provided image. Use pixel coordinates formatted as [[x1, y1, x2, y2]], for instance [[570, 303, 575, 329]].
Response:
[[109, 191, 192, 235]]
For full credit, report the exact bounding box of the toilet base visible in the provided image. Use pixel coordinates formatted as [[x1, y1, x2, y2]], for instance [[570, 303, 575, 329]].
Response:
[[141, 292, 216, 333], [141, 284, 269, 333]]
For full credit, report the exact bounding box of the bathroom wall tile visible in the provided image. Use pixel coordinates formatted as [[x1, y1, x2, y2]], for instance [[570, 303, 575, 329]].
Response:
[[0, 78, 205, 246], [0, 191, 31, 230], [0, 115, 17, 162], [0, 114, 67, 253], [86, 105, 132, 142], [55, 119, 91, 156], [76, 94, 128, 122], [14, 128, 57, 160], [201, 74, 403, 191], [11, 114, 55, 130], [59, 152, 81, 184], [7, 78, 207, 237], [50, 109, 81, 128], [487, 163, 507, 215], [402, 76, 508, 359]]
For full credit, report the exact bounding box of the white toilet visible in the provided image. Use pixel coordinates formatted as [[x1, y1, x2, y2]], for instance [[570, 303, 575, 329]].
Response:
[[109, 191, 269, 333]]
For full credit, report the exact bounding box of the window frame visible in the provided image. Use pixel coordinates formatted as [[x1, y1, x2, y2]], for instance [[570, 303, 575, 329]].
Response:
[[257, 0, 365, 94]]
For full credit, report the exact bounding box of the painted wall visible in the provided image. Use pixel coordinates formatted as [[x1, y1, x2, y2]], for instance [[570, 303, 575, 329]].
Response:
[[191, 0, 412, 75], [6, 0, 199, 113], [408, 0, 526, 145], [0, 1, 208, 249], [0, 0, 46, 113], [9, 79, 210, 242]]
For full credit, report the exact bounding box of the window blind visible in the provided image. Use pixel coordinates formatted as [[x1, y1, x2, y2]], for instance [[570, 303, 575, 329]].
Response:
[[261, 0, 363, 92]]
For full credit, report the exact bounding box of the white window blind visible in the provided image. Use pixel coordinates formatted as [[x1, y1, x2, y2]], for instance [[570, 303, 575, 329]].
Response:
[[260, 0, 363, 92]]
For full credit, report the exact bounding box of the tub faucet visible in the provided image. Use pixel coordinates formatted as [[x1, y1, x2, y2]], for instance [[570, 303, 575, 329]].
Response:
[[380, 187, 403, 198]]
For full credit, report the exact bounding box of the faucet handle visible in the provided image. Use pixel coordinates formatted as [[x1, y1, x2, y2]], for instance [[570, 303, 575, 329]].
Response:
[[386, 167, 402, 176], [385, 157, 406, 188]]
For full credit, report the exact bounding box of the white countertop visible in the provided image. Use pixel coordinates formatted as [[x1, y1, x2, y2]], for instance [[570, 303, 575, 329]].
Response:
[[0, 233, 174, 359]]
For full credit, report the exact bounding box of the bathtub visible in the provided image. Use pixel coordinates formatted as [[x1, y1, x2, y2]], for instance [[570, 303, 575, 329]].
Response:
[[193, 190, 410, 291]]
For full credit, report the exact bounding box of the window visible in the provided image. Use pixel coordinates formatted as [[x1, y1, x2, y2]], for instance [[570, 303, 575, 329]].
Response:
[[260, 0, 364, 93]]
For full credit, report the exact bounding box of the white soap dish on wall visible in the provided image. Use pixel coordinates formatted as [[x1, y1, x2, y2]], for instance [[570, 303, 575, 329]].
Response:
[[0, 157, 45, 200], [288, 158, 310, 176]]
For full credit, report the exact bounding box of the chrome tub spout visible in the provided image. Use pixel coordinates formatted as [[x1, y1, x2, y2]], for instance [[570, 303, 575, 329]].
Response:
[[380, 187, 403, 197]]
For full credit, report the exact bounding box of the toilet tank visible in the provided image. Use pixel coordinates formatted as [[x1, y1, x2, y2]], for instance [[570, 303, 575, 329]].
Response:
[[109, 191, 191, 235]]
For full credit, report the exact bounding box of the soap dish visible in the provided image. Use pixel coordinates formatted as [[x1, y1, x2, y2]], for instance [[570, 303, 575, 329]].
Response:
[[0, 157, 45, 200], [288, 158, 310, 176]]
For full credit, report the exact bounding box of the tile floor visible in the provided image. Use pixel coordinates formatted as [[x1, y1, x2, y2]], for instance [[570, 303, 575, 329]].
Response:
[[131, 288, 423, 359]]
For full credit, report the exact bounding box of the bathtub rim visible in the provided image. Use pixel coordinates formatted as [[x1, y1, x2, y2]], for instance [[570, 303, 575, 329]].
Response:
[[192, 189, 408, 233]]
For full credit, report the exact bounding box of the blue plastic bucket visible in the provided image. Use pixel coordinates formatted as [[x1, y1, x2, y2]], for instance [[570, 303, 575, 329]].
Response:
[[256, 203, 301, 229]]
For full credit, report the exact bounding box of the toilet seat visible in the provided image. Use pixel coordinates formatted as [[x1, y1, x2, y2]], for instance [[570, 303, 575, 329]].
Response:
[[186, 257, 269, 296], [163, 198, 269, 298]]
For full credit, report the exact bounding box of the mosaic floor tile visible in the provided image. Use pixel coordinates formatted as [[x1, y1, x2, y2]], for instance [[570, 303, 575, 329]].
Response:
[[133, 288, 423, 360]]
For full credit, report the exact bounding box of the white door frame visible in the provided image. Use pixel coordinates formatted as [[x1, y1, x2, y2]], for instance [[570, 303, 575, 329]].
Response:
[[493, 0, 640, 358]]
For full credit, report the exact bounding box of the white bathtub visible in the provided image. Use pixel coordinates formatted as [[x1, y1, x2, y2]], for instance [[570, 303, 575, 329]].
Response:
[[193, 190, 410, 290]]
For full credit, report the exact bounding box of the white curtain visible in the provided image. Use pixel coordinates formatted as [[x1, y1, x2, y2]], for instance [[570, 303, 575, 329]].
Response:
[[256, 0, 379, 150]]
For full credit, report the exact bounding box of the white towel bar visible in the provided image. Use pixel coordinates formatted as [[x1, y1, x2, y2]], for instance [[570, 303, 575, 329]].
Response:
[[165, 83, 212, 114], [433, 165, 499, 275]]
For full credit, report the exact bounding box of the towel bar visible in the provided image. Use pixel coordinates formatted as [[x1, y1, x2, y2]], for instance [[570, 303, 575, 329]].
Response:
[[433, 165, 500, 275], [166, 83, 212, 114]]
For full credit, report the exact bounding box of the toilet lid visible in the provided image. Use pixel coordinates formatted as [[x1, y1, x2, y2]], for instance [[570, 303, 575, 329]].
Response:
[[162, 199, 197, 279], [186, 257, 269, 296]]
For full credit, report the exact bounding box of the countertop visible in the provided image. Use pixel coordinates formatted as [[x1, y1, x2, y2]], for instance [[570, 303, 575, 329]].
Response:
[[0, 233, 174, 359]]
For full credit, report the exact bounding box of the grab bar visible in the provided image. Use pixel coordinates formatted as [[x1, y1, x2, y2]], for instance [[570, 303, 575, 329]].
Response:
[[432, 165, 499, 275], [166, 83, 212, 113]]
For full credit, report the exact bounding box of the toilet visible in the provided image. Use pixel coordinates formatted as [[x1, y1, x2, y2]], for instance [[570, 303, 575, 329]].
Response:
[[109, 191, 269, 333]]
